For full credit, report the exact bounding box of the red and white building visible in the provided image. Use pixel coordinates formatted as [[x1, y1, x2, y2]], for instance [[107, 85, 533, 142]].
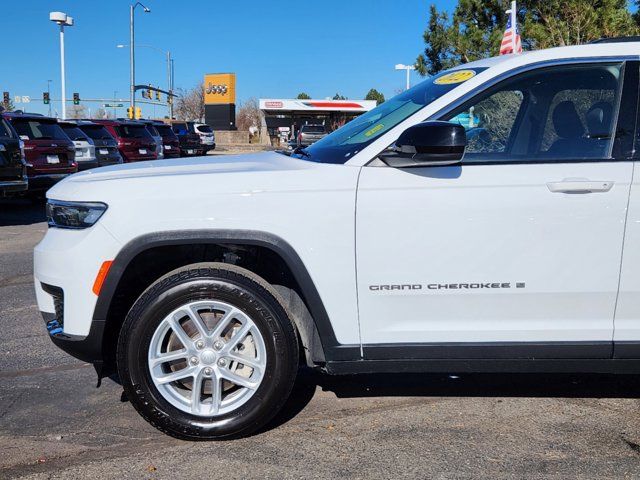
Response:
[[259, 98, 377, 144]]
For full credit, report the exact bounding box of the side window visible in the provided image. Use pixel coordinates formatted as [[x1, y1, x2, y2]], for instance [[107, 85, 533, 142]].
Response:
[[441, 63, 623, 164]]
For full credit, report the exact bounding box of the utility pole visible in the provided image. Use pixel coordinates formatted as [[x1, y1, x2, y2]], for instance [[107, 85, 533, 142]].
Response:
[[129, 3, 151, 115], [50, 12, 74, 119]]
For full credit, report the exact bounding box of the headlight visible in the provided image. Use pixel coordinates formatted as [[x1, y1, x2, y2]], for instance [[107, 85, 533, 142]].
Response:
[[46, 200, 108, 229]]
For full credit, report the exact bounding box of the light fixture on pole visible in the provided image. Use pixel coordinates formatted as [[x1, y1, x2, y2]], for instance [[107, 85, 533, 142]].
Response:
[[117, 42, 171, 116], [395, 63, 416, 91], [49, 12, 74, 119], [129, 2, 151, 115]]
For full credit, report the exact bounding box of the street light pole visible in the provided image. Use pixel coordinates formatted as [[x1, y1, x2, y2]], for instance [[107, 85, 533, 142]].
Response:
[[129, 2, 151, 116], [395, 63, 416, 91], [50, 12, 74, 119]]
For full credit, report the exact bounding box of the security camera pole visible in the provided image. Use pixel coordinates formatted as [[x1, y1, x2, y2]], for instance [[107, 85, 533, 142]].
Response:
[[129, 2, 151, 115], [49, 12, 74, 119]]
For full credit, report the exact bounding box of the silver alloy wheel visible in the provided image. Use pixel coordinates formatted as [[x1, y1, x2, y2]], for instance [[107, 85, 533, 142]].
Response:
[[148, 300, 267, 417]]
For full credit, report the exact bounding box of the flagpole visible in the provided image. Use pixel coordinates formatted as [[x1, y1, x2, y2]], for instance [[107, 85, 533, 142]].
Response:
[[510, 0, 517, 54]]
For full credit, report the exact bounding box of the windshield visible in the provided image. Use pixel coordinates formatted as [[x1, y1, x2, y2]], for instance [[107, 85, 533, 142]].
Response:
[[195, 124, 213, 133], [117, 125, 152, 139], [299, 67, 486, 163], [61, 125, 88, 141], [12, 120, 68, 141], [80, 125, 114, 141]]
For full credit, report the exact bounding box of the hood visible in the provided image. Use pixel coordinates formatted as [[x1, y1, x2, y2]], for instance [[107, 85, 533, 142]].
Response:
[[47, 151, 317, 200]]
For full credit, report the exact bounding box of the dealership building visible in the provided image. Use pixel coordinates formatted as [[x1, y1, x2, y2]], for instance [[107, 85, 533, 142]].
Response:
[[259, 98, 377, 144]]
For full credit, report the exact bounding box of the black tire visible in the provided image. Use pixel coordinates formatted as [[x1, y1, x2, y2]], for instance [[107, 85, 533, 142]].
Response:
[[117, 262, 299, 440]]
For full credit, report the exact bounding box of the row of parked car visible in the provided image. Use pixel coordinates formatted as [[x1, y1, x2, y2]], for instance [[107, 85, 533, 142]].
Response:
[[0, 113, 215, 197]]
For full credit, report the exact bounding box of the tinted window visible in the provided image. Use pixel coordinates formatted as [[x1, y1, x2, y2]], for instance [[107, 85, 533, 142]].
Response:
[[145, 125, 160, 137], [0, 119, 14, 138], [302, 125, 326, 133], [195, 124, 213, 133], [12, 120, 68, 140], [156, 125, 177, 138], [441, 63, 623, 163], [117, 125, 153, 139], [172, 123, 188, 134], [61, 125, 88, 141], [80, 125, 114, 141]]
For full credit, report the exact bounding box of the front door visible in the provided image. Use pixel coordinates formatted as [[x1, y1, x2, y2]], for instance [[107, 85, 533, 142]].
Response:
[[356, 61, 636, 359]]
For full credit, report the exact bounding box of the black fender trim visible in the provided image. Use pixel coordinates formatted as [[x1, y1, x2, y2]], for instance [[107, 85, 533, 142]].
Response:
[[93, 229, 360, 363]]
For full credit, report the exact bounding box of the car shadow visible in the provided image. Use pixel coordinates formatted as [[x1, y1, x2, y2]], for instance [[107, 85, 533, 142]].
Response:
[[0, 198, 46, 226], [260, 370, 640, 434]]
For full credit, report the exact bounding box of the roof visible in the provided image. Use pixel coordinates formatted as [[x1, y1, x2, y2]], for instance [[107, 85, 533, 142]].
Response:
[[259, 98, 377, 114], [3, 112, 56, 122]]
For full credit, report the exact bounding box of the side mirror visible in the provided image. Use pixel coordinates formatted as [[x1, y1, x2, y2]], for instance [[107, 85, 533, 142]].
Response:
[[379, 121, 466, 168]]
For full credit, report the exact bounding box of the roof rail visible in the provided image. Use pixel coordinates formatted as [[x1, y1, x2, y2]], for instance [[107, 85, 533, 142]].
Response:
[[590, 36, 640, 44]]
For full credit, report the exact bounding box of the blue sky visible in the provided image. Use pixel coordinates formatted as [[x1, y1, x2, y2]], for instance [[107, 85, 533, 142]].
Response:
[[2, 0, 458, 118]]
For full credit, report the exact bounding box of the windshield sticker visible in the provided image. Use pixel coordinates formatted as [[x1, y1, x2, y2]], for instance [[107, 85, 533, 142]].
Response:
[[364, 123, 384, 137], [434, 70, 476, 85]]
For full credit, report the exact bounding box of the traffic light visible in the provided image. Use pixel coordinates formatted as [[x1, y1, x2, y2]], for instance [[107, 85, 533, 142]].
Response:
[[43, 92, 50, 105], [167, 91, 173, 105], [3, 91, 9, 105], [147, 85, 152, 100], [127, 106, 134, 119], [73, 92, 80, 105], [135, 107, 142, 119], [155, 90, 161, 101]]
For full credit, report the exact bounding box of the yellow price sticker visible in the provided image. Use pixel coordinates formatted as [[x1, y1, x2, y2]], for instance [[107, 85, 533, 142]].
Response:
[[434, 70, 476, 85], [364, 123, 384, 137]]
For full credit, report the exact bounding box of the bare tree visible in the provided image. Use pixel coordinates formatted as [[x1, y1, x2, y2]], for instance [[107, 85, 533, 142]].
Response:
[[93, 107, 112, 119], [236, 97, 263, 139], [175, 84, 205, 121], [67, 105, 86, 119]]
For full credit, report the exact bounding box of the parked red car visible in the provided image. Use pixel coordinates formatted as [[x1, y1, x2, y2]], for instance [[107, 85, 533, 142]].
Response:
[[92, 119, 156, 163], [3, 112, 77, 193], [154, 122, 180, 158]]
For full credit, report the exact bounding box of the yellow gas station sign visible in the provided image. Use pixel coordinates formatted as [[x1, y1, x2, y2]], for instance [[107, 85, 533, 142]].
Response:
[[204, 73, 236, 105]]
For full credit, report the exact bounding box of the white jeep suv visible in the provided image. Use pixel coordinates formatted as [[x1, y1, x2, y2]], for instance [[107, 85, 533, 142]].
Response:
[[35, 40, 640, 440]]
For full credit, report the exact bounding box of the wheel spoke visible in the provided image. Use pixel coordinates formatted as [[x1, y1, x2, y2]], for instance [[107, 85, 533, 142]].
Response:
[[154, 365, 196, 385], [225, 322, 252, 351], [167, 315, 194, 349], [210, 307, 240, 340], [226, 352, 264, 373], [150, 348, 188, 367], [191, 371, 205, 415], [185, 305, 210, 339], [218, 367, 260, 390], [210, 377, 221, 416]]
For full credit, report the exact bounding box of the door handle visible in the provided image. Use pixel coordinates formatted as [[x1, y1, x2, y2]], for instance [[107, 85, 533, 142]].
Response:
[[547, 180, 614, 194]]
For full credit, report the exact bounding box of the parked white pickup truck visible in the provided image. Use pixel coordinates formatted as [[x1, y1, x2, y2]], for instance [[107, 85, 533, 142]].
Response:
[[35, 39, 640, 439]]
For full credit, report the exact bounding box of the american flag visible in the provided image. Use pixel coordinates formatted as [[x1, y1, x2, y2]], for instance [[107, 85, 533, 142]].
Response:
[[499, 14, 522, 55]]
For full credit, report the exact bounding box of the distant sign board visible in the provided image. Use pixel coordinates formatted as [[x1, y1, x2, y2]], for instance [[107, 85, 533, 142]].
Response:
[[204, 73, 236, 105], [259, 98, 377, 112]]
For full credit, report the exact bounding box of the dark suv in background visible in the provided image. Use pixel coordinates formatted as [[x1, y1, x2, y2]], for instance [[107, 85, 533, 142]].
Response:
[[93, 119, 156, 163], [0, 115, 27, 196], [154, 122, 180, 158], [4, 113, 77, 194], [170, 121, 204, 157], [76, 121, 123, 167]]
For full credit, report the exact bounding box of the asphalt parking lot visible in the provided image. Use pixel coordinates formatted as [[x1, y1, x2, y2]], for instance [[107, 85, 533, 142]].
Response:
[[2, 199, 640, 479]]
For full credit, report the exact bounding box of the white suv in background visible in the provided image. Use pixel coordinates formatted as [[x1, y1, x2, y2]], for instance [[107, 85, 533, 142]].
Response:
[[35, 39, 640, 440], [194, 123, 215, 152]]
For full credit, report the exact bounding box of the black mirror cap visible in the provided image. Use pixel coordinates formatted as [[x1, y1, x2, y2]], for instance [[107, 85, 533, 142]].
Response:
[[380, 121, 467, 168]]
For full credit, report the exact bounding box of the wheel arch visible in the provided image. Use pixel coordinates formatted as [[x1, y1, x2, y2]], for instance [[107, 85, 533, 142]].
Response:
[[94, 230, 356, 374]]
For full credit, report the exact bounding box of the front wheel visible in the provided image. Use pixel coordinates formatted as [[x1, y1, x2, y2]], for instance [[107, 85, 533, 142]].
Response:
[[117, 263, 299, 440]]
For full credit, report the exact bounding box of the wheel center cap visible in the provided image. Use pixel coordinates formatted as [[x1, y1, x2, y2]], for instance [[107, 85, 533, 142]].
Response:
[[200, 349, 217, 365]]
